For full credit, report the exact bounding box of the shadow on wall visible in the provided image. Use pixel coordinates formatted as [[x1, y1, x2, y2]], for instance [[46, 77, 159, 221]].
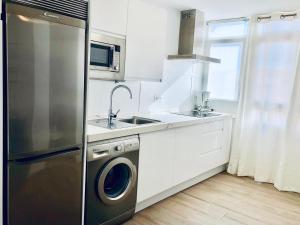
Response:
[[87, 60, 203, 118], [140, 60, 203, 114]]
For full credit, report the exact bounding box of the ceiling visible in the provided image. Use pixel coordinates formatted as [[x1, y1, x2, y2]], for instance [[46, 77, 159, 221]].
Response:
[[150, 0, 300, 20]]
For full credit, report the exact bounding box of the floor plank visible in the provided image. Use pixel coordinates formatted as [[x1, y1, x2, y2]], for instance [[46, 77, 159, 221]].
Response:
[[124, 173, 300, 225]]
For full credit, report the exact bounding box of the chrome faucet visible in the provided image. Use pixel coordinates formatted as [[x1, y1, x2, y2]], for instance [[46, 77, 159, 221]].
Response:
[[195, 91, 213, 113], [108, 85, 133, 126]]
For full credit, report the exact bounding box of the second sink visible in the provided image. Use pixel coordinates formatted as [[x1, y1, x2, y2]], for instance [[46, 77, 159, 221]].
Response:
[[173, 111, 222, 118], [119, 116, 161, 125]]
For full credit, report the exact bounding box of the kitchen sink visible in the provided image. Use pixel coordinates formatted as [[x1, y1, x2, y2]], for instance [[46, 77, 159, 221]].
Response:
[[119, 116, 161, 125], [88, 119, 135, 130], [173, 111, 222, 118], [88, 117, 161, 130], [197, 112, 221, 117]]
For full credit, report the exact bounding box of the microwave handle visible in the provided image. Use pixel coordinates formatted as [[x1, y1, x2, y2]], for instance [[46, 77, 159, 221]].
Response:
[[108, 47, 114, 67]]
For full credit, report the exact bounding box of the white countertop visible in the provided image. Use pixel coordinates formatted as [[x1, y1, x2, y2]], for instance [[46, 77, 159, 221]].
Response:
[[87, 113, 232, 143]]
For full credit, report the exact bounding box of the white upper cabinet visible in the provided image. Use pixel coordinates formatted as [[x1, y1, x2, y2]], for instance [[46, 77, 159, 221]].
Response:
[[89, 0, 179, 81], [125, 0, 168, 81], [90, 0, 129, 35]]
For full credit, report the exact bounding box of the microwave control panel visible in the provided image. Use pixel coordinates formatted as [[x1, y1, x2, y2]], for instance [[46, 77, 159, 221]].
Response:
[[112, 45, 121, 72]]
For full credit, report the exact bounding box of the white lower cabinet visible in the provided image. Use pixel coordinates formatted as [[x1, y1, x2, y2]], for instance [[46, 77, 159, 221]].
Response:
[[137, 129, 175, 203], [173, 121, 224, 185], [137, 118, 232, 203]]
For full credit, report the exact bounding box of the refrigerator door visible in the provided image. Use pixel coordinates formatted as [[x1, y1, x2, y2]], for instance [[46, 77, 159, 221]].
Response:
[[9, 148, 82, 225], [7, 4, 86, 160]]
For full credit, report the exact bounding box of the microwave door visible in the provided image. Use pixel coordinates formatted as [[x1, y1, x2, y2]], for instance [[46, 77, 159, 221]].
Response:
[[90, 43, 113, 70]]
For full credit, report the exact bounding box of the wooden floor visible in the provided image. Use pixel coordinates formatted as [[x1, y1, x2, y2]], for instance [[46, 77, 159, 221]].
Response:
[[124, 173, 300, 225]]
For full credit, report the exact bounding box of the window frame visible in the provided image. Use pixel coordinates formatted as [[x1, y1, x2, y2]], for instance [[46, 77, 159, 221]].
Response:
[[202, 19, 249, 102]]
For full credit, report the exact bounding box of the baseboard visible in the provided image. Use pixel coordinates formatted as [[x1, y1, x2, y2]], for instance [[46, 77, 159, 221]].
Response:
[[135, 164, 227, 213]]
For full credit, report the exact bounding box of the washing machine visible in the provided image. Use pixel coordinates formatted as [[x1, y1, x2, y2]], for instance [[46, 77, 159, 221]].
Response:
[[85, 135, 139, 225]]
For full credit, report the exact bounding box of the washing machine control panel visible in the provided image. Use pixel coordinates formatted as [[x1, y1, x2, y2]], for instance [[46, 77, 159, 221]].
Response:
[[87, 136, 139, 161], [124, 139, 140, 152], [110, 138, 139, 154], [116, 145, 123, 151], [110, 141, 124, 154]]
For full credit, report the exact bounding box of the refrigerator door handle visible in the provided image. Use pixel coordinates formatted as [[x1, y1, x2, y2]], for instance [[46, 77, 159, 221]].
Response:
[[14, 147, 81, 164]]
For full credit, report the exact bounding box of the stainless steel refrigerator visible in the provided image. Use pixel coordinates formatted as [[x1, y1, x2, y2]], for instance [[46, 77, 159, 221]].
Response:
[[4, 1, 88, 225]]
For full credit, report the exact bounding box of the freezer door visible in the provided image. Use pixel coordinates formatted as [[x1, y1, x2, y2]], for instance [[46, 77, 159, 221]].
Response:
[[7, 5, 86, 160], [9, 148, 83, 225]]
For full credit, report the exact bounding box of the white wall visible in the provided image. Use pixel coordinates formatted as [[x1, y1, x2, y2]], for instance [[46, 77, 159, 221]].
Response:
[[87, 80, 141, 118], [208, 100, 239, 115], [148, 0, 300, 20], [139, 61, 202, 114], [87, 61, 203, 118]]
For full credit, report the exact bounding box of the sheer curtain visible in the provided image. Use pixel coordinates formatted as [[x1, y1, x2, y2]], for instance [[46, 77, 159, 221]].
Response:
[[228, 11, 300, 193]]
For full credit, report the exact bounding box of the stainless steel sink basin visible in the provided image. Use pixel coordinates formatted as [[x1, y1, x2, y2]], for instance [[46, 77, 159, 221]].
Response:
[[88, 117, 161, 130], [173, 111, 221, 118], [197, 112, 221, 118], [119, 116, 161, 125], [88, 119, 135, 130]]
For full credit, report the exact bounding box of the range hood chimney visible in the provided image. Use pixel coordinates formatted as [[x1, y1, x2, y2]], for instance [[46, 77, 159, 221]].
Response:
[[168, 9, 221, 63]]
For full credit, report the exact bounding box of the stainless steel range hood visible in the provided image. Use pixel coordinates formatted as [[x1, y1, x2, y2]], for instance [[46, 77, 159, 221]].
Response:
[[168, 9, 221, 64]]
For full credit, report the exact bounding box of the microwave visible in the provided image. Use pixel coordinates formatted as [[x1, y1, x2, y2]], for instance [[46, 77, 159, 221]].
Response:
[[89, 32, 126, 81]]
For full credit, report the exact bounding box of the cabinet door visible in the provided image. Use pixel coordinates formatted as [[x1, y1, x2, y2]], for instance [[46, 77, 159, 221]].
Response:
[[125, 0, 167, 81], [137, 129, 175, 203], [221, 118, 233, 163], [90, 0, 129, 35], [173, 121, 225, 185]]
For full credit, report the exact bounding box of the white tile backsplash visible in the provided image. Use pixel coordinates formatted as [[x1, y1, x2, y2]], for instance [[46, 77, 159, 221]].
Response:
[[87, 61, 203, 119], [87, 80, 141, 118], [139, 61, 203, 114]]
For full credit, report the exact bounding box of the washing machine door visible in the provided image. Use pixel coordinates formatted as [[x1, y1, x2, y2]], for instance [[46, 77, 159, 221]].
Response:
[[97, 157, 137, 205]]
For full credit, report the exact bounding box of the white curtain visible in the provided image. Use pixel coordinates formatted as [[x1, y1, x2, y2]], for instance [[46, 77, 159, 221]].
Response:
[[228, 11, 300, 193]]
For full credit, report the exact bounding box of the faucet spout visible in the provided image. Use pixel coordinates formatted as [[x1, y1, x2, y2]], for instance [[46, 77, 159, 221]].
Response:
[[108, 85, 133, 126]]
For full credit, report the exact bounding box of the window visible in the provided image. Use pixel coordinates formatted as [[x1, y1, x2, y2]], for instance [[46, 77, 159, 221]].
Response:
[[204, 20, 248, 101]]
